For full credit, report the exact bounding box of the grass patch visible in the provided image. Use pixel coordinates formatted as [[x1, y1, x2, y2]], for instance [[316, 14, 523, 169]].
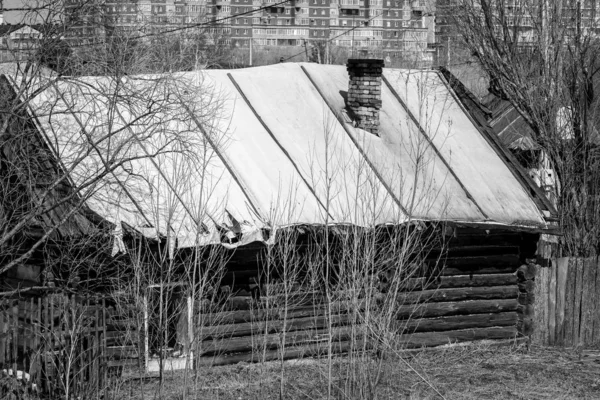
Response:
[[111, 343, 600, 400]]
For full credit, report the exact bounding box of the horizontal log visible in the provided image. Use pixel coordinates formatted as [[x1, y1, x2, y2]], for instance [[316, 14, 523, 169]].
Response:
[[398, 326, 518, 349], [199, 326, 361, 356], [432, 254, 521, 276], [428, 245, 520, 259], [444, 233, 522, 247], [198, 301, 358, 325], [196, 326, 519, 365], [396, 299, 518, 319], [404, 273, 517, 291], [391, 285, 518, 304], [197, 313, 354, 340], [395, 312, 518, 333], [196, 340, 353, 367]]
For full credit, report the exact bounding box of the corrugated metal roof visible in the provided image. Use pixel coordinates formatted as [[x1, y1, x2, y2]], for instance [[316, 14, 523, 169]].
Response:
[[16, 63, 549, 247]]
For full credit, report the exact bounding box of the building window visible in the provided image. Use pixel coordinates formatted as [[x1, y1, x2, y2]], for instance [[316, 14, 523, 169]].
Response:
[[321, 9, 325, 14]]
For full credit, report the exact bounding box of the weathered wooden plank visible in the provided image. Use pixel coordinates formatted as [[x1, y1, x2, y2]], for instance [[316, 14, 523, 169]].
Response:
[[563, 258, 577, 347], [594, 257, 600, 346], [581, 258, 597, 346], [396, 312, 517, 333], [548, 261, 557, 345], [0, 301, 6, 366], [405, 274, 518, 291], [13, 299, 18, 373], [394, 285, 518, 305], [533, 265, 549, 345], [573, 259, 585, 346], [554, 257, 569, 346], [397, 326, 518, 349], [591, 258, 599, 346], [396, 299, 519, 319]]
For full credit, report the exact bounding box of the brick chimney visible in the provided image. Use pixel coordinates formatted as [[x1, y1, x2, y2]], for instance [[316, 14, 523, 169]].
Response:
[[346, 59, 384, 136]]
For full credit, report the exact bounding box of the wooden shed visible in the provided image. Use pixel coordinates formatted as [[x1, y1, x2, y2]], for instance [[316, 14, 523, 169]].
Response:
[[0, 60, 556, 375]]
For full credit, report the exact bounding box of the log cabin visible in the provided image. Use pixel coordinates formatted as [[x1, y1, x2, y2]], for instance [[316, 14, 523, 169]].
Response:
[[0, 60, 556, 375]]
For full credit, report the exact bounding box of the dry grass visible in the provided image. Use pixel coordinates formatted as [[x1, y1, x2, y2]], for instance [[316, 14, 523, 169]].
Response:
[[113, 343, 600, 400]]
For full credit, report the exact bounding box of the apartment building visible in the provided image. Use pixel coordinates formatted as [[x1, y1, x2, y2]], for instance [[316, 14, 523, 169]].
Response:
[[3, 0, 434, 65], [230, 0, 434, 65], [435, 0, 600, 67]]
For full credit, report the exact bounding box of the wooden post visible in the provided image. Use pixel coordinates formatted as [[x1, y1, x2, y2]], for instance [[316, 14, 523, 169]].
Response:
[[13, 299, 18, 375], [564, 258, 577, 346], [548, 260, 557, 345], [36, 296, 42, 389], [533, 264, 549, 344], [0, 299, 5, 366], [102, 298, 107, 394], [554, 258, 568, 345], [95, 299, 100, 396], [594, 257, 600, 345], [581, 258, 597, 346], [573, 259, 584, 346]]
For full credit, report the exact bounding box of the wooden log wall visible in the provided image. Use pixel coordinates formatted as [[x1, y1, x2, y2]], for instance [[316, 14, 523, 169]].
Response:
[[100, 226, 539, 370], [183, 226, 536, 366], [533, 257, 600, 347]]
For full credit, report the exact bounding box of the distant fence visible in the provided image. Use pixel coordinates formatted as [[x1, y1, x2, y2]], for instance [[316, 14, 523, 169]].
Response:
[[0, 292, 109, 398], [533, 257, 600, 347]]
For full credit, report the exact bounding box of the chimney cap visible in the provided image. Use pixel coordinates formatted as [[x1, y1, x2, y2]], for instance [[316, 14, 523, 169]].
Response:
[[347, 59, 385, 67], [347, 59, 384, 65]]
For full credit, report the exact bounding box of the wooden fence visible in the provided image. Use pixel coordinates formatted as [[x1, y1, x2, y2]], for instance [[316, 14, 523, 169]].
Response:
[[0, 292, 109, 398], [533, 257, 600, 347]]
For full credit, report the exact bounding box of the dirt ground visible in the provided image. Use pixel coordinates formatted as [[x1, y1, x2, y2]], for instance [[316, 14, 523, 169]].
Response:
[[117, 343, 600, 400]]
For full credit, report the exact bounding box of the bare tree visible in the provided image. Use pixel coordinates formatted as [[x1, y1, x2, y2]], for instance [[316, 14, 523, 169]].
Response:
[[0, 0, 231, 281], [447, 0, 600, 256]]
